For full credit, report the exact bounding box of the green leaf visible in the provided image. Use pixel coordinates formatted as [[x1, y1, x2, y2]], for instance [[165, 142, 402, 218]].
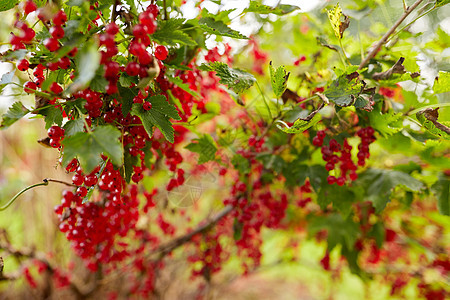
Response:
[[369, 222, 385, 249], [1, 102, 29, 129], [416, 108, 450, 140], [324, 72, 364, 107], [152, 18, 197, 46], [67, 41, 101, 93], [0, 70, 15, 93], [357, 169, 425, 213], [123, 146, 138, 183], [308, 213, 359, 251], [89, 76, 108, 93], [119, 72, 138, 88], [269, 62, 289, 98], [244, 1, 299, 15], [277, 113, 321, 134], [256, 154, 286, 174], [435, 0, 450, 8], [282, 161, 308, 188], [62, 125, 123, 173], [63, 118, 85, 137], [307, 165, 328, 192], [368, 105, 402, 137], [431, 175, 450, 215], [199, 62, 255, 93], [433, 71, 450, 93], [131, 95, 181, 143], [318, 184, 356, 217], [185, 135, 217, 164], [327, 3, 349, 39], [199, 17, 248, 39], [231, 154, 250, 175], [42, 106, 63, 129], [118, 85, 138, 117], [0, 0, 18, 12]]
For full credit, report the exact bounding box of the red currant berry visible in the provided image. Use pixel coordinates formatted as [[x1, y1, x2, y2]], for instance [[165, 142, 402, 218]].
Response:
[[48, 125, 63, 138], [312, 136, 323, 146], [125, 62, 140, 76], [84, 174, 98, 186], [53, 10, 67, 26], [24, 81, 37, 93], [105, 82, 118, 94], [325, 162, 335, 171], [49, 138, 61, 148], [44, 38, 60, 52], [105, 23, 119, 35], [155, 45, 168, 60], [327, 175, 336, 185], [17, 59, 30, 71], [49, 26, 65, 39], [317, 130, 326, 139], [349, 171, 358, 181], [132, 24, 147, 39], [76, 186, 88, 197], [24, 0, 37, 15], [143, 101, 152, 110], [50, 82, 63, 94], [336, 177, 346, 186]]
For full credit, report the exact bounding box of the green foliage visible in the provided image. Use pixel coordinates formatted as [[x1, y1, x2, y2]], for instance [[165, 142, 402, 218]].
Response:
[[152, 18, 197, 46], [199, 62, 256, 93], [324, 72, 364, 107], [131, 95, 181, 143], [269, 62, 289, 98], [416, 108, 450, 140], [368, 105, 402, 137], [62, 125, 123, 173], [433, 71, 450, 93], [42, 106, 63, 129], [244, 1, 300, 15], [318, 184, 356, 217], [0, 70, 14, 93], [199, 17, 248, 39], [67, 41, 101, 93], [185, 135, 217, 164], [308, 213, 359, 251], [63, 118, 85, 137], [0, 0, 17, 12], [432, 175, 450, 215], [327, 3, 348, 40], [435, 0, 450, 8], [277, 113, 321, 134], [0, 102, 29, 129], [357, 169, 425, 212]]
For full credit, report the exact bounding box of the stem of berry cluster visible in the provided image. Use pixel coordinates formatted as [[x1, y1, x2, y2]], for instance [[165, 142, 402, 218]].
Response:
[[359, 0, 424, 69]]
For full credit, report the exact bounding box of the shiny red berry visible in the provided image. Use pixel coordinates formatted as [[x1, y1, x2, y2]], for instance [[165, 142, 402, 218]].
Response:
[[155, 45, 168, 60], [17, 59, 30, 71], [44, 38, 60, 52], [143, 101, 152, 110]]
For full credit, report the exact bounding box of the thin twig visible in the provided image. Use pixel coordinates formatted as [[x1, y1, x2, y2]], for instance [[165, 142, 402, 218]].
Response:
[[359, 0, 424, 69], [45, 178, 77, 187], [154, 205, 234, 258]]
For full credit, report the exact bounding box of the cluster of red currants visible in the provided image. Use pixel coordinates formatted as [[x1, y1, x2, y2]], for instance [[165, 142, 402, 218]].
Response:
[[313, 127, 376, 186]]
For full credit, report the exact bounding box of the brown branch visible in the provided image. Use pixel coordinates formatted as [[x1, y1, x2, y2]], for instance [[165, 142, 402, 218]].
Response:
[[154, 205, 234, 258], [359, 0, 425, 69], [0, 239, 91, 299]]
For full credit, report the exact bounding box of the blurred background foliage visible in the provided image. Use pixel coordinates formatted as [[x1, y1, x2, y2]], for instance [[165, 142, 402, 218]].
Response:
[[0, 0, 449, 299]]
